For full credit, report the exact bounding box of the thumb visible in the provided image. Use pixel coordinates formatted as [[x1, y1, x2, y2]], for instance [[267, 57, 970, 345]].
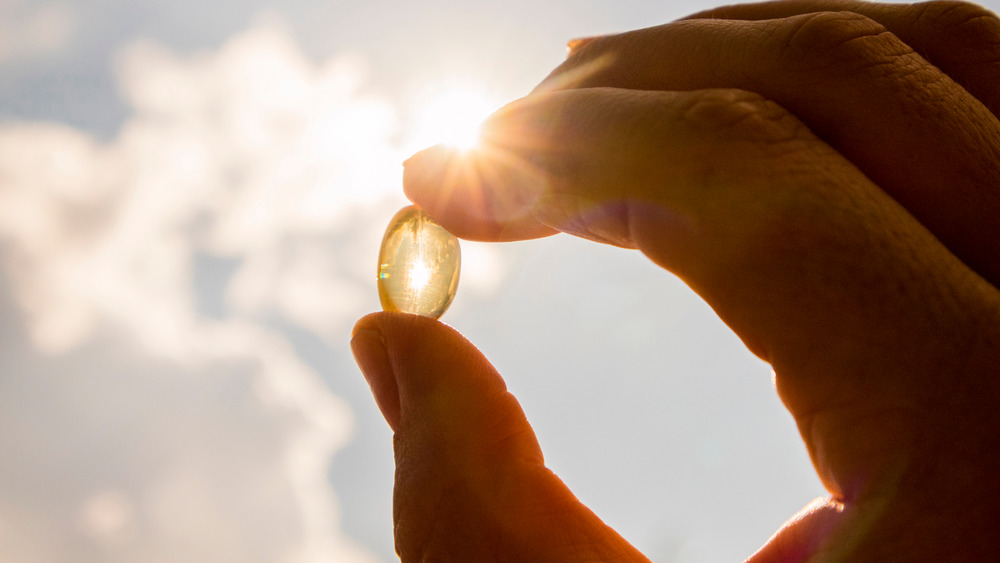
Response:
[[351, 312, 648, 562]]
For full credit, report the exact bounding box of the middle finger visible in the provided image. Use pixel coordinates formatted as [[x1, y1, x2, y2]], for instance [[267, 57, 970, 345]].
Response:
[[538, 11, 1000, 286]]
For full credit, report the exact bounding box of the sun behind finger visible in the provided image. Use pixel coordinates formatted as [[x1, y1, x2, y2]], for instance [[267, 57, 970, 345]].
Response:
[[408, 85, 500, 151]]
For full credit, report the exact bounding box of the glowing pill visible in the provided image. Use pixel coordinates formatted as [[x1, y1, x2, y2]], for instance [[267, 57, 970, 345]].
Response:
[[377, 205, 460, 319]]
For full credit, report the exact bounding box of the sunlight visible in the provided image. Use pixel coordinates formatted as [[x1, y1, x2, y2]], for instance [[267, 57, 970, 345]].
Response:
[[407, 260, 432, 292], [408, 86, 498, 151]]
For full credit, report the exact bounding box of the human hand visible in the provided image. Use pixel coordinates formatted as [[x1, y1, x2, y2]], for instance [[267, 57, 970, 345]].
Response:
[[353, 1, 1000, 560]]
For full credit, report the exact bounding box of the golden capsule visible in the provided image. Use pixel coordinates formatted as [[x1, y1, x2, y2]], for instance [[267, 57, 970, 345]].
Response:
[[377, 205, 461, 319]]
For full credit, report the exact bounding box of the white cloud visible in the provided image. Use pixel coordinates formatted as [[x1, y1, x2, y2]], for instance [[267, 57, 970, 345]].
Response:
[[457, 241, 509, 295], [78, 490, 136, 544], [0, 21, 456, 563], [0, 2, 75, 65]]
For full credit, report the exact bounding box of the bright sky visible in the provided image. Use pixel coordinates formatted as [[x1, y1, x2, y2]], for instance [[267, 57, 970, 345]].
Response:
[[5, 0, 991, 562]]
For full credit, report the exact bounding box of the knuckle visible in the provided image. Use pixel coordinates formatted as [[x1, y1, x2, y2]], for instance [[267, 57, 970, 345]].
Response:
[[672, 92, 858, 252], [673, 90, 834, 239], [678, 89, 807, 148], [780, 11, 913, 75], [787, 10, 886, 47], [909, 1, 1000, 62]]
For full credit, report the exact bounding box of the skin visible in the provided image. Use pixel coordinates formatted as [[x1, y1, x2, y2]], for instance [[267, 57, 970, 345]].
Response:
[[351, 1, 1000, 560]]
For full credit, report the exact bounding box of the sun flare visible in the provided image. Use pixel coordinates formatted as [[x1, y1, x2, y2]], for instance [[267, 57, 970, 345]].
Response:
[[409, 86, 499, 151]]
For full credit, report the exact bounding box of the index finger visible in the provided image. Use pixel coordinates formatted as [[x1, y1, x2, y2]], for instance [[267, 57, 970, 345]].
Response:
[[404, 86, 1000, 503]]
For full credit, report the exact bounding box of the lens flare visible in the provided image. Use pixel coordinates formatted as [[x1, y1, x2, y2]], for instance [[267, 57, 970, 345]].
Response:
[[409, 86, 498, 151]]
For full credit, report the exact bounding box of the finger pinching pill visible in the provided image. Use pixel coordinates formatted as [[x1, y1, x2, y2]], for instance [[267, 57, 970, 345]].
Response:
[[377, 206, 461, 319]]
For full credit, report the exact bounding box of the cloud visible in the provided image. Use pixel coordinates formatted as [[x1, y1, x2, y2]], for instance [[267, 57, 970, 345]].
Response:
[[0, 21, 463, 562], [0, 2, 75, 66]]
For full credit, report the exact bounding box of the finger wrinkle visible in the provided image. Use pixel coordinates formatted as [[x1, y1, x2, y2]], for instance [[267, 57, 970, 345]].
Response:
[[908, 1, 1000, 40], [779, 12, 901, 70], [675, 89, 809, 148]]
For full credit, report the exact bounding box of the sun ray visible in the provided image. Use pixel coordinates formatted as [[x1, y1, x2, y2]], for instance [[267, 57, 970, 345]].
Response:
[[408, 85, 500, 152]]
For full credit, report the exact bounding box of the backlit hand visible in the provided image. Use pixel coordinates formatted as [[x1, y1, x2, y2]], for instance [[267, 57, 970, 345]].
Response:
[[354, 2, 1000, 560]]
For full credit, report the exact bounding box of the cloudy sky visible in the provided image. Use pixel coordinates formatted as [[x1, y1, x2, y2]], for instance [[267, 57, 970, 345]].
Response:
[[4, 1, 993, 562]]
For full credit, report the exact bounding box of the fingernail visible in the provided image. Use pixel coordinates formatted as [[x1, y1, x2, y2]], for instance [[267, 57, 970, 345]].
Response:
[[566, 36, 598, 56], [403, 144, 451, 169], [402, 145, 464, 205], [351, 327, 401, 430]]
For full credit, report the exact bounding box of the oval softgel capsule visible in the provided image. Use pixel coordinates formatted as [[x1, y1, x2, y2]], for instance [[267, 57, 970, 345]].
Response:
[[377, 206, 460, 319]]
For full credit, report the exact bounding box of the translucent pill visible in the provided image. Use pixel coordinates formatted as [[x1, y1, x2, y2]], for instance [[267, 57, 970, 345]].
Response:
[[377, 206, 461, 319]]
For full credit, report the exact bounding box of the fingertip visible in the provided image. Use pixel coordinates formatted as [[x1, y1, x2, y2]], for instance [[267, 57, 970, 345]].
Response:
[[401, 144, 471, 221], [352, 312, 477, 431], [403, 143, 557, 242], [353, 311, 490, 392], [351, 314, 401, 431], [350, 311, 384, 337], [366, 314, 546, 475], [401, 144, 454, 185]]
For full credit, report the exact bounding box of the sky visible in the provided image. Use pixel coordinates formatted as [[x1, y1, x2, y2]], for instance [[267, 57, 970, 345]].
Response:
[[3, 0, 994, 562]]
